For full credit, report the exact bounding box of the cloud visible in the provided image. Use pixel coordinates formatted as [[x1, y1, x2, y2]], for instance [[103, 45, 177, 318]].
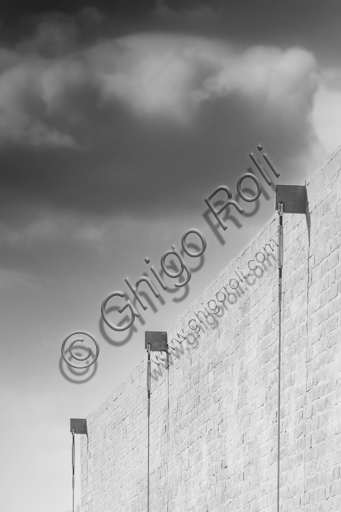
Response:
[[97, 39, 318, 124], [83, 35, 325, 170], [0, 29, 321, 142], [0, 52, 79, 147], [193, 46, 317, 115], [97, 46, 196, 122], [0, 26, 329, 225], [89, 35, 220, 123]]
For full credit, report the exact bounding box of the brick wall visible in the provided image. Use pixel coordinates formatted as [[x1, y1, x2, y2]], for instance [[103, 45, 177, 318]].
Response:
[[80, 146, 341, 511]]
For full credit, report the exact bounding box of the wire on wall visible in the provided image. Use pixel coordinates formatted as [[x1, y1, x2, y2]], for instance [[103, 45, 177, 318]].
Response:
[[304, 197, 311, 507], [147, 343, 151, 512], [277, 202, 284, 512], [72, 428, 75, 512], [167, 348, 170, 512]]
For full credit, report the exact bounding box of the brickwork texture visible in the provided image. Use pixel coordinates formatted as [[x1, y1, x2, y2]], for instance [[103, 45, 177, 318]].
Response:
[[80, 146, 341, 511]]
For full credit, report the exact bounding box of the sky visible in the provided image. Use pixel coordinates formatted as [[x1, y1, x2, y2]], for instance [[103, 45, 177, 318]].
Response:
[[1, 1, 341, 511]]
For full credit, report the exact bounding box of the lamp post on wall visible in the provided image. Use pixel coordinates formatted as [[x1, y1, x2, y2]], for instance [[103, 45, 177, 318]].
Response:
[[70, 418, 87, 512], [145, 331, 168, 512], [275, 184, 308, 512]]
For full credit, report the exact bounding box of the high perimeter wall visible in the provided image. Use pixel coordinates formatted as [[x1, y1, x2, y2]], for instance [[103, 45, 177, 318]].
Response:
[[80, 147, 341, 512]]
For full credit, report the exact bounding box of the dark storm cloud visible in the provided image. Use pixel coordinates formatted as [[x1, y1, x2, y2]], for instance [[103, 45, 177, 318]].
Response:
[[0, 31, 323, 229], [2, 0, 341, 65], [153, 0, 341, 68], [0, 4, 334, 273], [0, 29, 324, 234], [1, 0, 341, 97], [0, 0, 157, 20]]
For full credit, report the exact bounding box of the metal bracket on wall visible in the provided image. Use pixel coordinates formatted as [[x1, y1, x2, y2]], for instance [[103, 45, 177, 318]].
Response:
[[145, 331, 168, 352], [70, 418, 87, 435], [275, 185, 308, 214]]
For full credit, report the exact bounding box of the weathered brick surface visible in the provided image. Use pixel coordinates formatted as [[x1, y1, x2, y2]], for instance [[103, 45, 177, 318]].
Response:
[[81, 146, 341, 511]]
